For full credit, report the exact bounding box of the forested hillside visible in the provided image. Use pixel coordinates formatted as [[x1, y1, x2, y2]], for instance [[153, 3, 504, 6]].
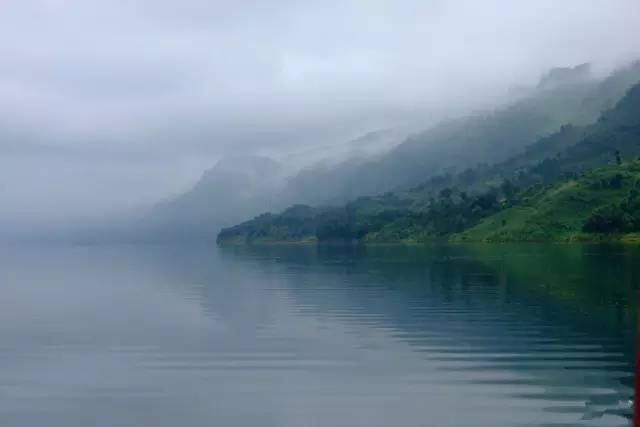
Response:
[[150, 62, 640, 243], [456, 160, 640, 242], [217, 78, 640, 245]]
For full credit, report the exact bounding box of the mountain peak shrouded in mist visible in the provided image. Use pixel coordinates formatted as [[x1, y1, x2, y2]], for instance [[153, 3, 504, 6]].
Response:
[[151, 155, 284, 226], [142, 130, 407, 241], [207, 155, 281, 174], [508, 63, 593, 98], [537, 63, 592, 89], [276, 128, 407, 171], [197, 155, 284, 191]]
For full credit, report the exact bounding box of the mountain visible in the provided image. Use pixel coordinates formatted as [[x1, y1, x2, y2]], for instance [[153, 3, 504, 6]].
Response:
[[278, 128, 405, 171], [133, 130, 407, 242], [537, 63, 591, 90], [276, 129, 407, 206], [217, 76, 640, 245], [146, 155, 285, 240], [326, 61, 640, 200], [148, 61, 640, 243]]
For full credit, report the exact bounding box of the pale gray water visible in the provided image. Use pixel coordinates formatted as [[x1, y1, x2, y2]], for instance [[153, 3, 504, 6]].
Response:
[[0, 243, 636, 426]]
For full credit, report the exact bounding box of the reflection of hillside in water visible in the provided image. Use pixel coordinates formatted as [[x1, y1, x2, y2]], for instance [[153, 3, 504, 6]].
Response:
[[219, 244, 637, 423]]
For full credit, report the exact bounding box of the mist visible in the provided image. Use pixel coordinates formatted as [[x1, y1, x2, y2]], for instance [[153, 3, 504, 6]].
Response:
[[2, 0, 640, 235]]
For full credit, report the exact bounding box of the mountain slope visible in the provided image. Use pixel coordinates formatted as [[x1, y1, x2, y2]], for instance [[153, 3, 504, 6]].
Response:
[[319, 61, 640, 200], [196, 61, 640, 233], [218, 78, 640, 245], [147, 155, 285, 240], [456, 161, 640, 242]]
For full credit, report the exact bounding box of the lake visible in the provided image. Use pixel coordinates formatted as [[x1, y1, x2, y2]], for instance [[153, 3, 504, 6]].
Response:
[[0, 243, 636, 426]]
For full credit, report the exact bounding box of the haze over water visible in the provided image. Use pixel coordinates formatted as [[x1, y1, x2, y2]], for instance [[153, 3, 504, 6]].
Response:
[[0, 243, 636, 426]]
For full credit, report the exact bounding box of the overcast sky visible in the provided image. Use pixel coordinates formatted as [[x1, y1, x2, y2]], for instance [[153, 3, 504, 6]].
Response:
[[1, 0, 640, 226]]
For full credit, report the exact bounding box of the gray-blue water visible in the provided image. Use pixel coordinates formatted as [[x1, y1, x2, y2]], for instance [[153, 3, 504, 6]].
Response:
[[0, 243, 636, 426]]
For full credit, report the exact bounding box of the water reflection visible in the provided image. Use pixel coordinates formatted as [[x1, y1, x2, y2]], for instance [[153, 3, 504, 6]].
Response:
[[220, 244, 637, 425], [0, 243, 636, 426]]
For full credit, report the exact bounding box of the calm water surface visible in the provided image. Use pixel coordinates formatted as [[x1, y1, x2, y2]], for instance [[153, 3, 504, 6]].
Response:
[[0, 243, 637, 426]]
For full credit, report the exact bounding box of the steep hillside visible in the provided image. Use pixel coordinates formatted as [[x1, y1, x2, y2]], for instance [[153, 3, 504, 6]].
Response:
[[456, 161, 640, 242], [277, 129, 406, 206], [147, 155, 286, 240], [319, 61, 640, 200], [218, 78, 640, 245], [202, 61, 640, 233]]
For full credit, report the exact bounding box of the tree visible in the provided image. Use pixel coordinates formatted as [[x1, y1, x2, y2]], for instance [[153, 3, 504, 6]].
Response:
[[500, 179, 518, 200], [610, 174, 623, 189], [439, 188, 453, 200]]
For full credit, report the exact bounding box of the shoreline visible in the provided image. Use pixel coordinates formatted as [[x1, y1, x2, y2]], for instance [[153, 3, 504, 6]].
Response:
[[217, 232, 640, 246]]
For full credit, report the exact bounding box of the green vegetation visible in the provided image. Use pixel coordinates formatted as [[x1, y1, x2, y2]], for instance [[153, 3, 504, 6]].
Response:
[[218, 76, 640, 246], [456, 161, 640, 242]]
